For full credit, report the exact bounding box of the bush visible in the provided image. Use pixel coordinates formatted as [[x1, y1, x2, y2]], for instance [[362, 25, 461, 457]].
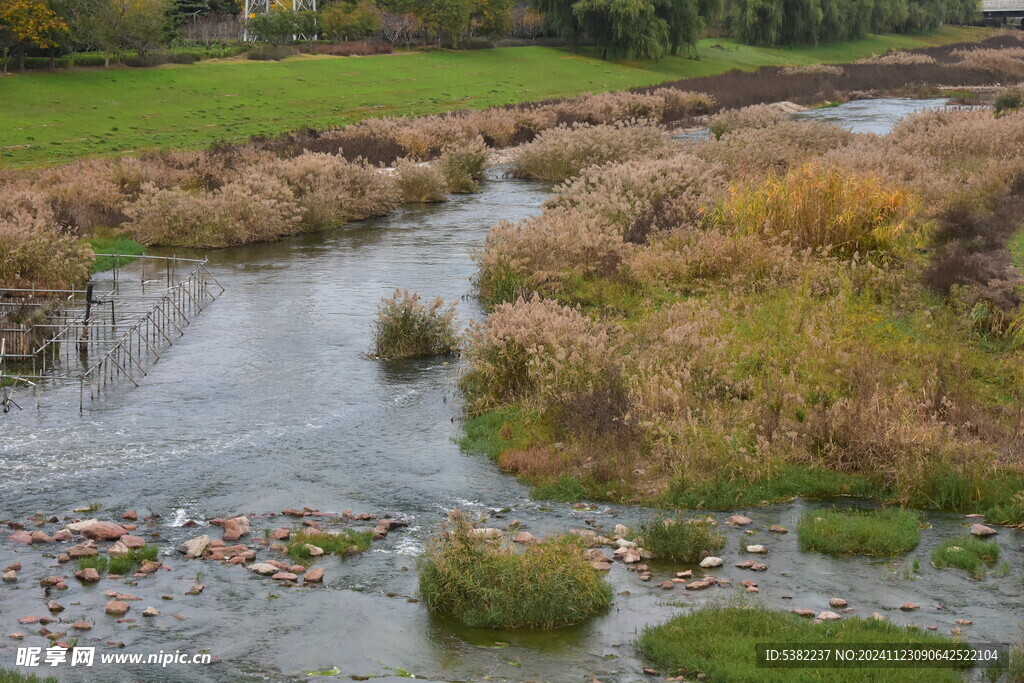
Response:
[[0, 190, 93, 289], [125, 173, 303, 247], [418, 511, 612, 629], [510, 121, 668, 182], [395, 160, 448, 202], [930, 535, 1000, 578], [439, 137, 488, 194], [372, 290, 458, 359], [721, 163, 915, 254], [994, 87, 1024, 116], [462, 295, 611, 412], [270, 152, 401, 231], [797, 508, 921, 556], [639, 515, 724, 562], [285, 529, 372, 561], [638, 605, 969, 683]]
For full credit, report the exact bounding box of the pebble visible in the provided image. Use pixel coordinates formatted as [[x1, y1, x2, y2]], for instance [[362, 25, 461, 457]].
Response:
[[829, 598, 848, 608], [105, 601, 130, 616], [970, 524, 997, 537]]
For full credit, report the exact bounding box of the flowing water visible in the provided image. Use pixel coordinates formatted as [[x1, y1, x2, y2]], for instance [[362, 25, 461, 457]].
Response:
[[1, 99, 1021, 682]]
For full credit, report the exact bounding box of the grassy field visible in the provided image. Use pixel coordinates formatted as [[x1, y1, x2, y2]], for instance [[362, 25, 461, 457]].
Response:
[[0, 26, 988, 167]]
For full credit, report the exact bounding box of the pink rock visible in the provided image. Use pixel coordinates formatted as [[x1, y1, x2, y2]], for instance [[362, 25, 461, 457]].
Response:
[[39, 575, 62, 587], [269, 528, 290, 540], [122, 511, 137, 521], [769, 525, 788, 533], [272, 572, 298, 582], [4, 562, 21, 572], [591, 561, 612, 570], [900, 602, 919, 611], [7, 531, 32, 545], [513, 531, 537, 544], [17, 616, 39, 625], [727, 515, 753, 526], [658, 581, 675, 590], [68, 544, 97, 559], [304, 568, 324, 583], [105, 601, 130, 616], [970, 524, 997, 537], [282, 508, 307, 517], [376, 518, 408, 532], [80, 522, 128, 541], [289, 565, 306, 574], [185, 584, 204, 595], [140, 561, 160, 574], [75, 568, 100, 583], [72, 621, 92, 631], [120, 535, 145, 549]]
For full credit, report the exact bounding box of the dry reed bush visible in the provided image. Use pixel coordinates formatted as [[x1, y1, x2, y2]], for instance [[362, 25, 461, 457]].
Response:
[[720, 162, 916, 254], [478, 208, 628, 297], [627, 229, 799, 293], [707, 104, 789, 139], [439, 136, 488, 193], [548, 152, 729, 240], [34, 160, 126, 231], [395, 160, 448, 202], [781, 64, 845, 75], [951, 47, 1024, 80], [0, 190, 93, 289], [461, 295, 613, 413], [510, 121, 669, 182], [270, 152, 400, 230], [125, 172, 303, 248], [854, 51, 937, 65], [372, 290, 458, 359], [692, 120, 854, 179]]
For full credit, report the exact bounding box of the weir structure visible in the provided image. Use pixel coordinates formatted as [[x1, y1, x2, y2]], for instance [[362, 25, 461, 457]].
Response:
[[0, 254, 223, 414]]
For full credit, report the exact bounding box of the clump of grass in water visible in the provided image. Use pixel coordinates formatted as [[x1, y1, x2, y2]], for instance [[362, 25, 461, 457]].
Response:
[[639, 514, 725, 563], [285, 529, 372, 562], [76, 545, 158, 575], [931, 535, 1000, 578], [637, 604, 968, 683], [439, 137, 487, 194], [372, 290, 458, 359], [797, 508, 921, 557], [418, 510, 612, 629]]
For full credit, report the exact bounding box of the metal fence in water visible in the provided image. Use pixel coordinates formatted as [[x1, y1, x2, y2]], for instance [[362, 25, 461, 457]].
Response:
[[0, 254, 223, 413]]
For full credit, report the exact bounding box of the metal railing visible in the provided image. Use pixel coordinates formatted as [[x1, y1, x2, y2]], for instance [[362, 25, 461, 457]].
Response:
[[0, 254, 224, 413]]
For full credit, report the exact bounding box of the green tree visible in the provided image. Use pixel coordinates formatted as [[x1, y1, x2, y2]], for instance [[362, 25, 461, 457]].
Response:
[[419, 0, 473, 46], [573, 0, 668, 59], [248, 8, 300, 44], [320, 0, 380, 40], [530, 0, 582, 47], [653, 0, 720, 55], [732, 0, 782, 45]]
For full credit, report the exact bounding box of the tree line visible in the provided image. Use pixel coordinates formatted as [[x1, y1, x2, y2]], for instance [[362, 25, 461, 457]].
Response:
[[1, 0, 981, 72]]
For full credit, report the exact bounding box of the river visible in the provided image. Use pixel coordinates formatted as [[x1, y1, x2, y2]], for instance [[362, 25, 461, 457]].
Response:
[[0, 98, 1020, 682]]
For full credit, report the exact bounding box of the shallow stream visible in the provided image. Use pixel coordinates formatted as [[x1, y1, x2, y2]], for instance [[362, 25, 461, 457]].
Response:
[[0, 98, 1021, 682]]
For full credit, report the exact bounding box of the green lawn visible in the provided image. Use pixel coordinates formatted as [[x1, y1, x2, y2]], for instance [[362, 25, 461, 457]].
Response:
[[0, 26, 988, 167]]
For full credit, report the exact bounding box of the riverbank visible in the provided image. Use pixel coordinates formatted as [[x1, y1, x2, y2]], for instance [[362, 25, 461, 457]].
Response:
[[0, 26, 992, 167], [466, 98, 1024, 523]]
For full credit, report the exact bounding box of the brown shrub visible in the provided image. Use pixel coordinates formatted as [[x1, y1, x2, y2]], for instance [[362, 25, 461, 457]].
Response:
[[125, 172, 303, 247]]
